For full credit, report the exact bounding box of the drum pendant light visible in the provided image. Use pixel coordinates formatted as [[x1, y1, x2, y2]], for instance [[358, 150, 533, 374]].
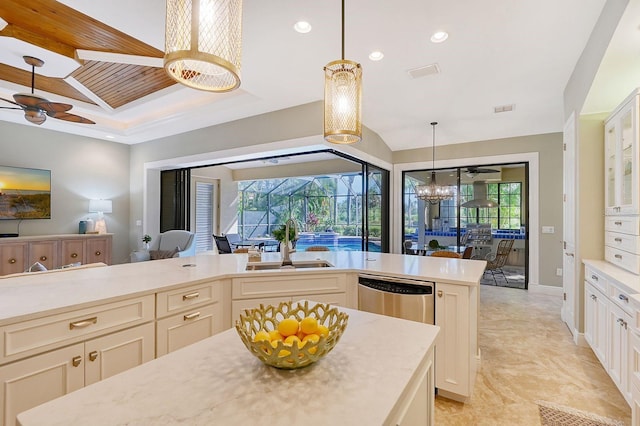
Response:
[[324, 0, 362, 144], [416, 122, 455, 204], [164, 0, 243, 92]]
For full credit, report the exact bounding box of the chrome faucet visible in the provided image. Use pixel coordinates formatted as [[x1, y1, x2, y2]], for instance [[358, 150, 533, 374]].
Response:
[[281, 218, 298, 267]]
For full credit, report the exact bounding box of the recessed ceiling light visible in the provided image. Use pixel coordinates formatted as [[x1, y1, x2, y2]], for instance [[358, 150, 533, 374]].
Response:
[[105, 135, 115, 139], [430, 31, 449, 43], [369, 51, 384, 61], [294, 21, 312, 34]]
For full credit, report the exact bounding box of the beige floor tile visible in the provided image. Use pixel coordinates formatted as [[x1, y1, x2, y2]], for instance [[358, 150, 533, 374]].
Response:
[[434, 285, 632, 425]]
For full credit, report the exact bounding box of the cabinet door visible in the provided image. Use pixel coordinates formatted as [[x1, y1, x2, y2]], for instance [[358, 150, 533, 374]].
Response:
[[85, 237, 111, 265], [608, 302, 630, 400], [156, 303, 222, 357], [28, 240, 58, 270], [585, 282, 608, 365], [0, 243, 27, 276], [0, 343, 84, 426], [435, 282, 470, 397], [619, 102, 637, 214], [605, 119, 618, 213], [85, 323, 155, 386], [60, 239, 85, 265]]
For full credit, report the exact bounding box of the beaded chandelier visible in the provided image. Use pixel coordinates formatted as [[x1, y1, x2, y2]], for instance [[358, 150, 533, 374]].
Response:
[[415, 122, 455, 204]]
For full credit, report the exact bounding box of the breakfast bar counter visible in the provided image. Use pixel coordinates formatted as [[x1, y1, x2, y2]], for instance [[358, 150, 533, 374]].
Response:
[[17, 305, 440, 426]]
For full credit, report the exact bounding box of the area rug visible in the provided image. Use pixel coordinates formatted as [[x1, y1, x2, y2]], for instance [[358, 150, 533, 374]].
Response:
[[537, 400, 625, 426]]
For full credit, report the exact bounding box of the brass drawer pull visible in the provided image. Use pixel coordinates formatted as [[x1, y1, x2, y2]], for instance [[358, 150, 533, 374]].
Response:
[[184, 312, 201, 321], [437, 290, 443, 298], [89, 351, 98, 362], [71, 253, 78, 258], [39, 255, 47, 261], [8, 258, 16, 264], [72, 355, 82, 367], [183, 292, 200, 301], [95, 251, 101, 256], [69, 316, 97, 330]]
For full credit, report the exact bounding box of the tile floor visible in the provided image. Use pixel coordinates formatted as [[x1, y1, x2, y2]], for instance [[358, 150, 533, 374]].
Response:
[[480, 265, 526, 289], [434, 285, 632, 425]]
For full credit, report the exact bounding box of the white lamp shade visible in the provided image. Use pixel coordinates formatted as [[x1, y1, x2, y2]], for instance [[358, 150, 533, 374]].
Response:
[[89, 199, 113, 214]]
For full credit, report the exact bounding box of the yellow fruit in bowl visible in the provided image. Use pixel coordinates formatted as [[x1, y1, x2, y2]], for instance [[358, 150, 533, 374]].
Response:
[[278, 318, 299, 337], [253, 330, 271, 343], [317, 324, 329, 338], [300, 316, 318, 335], [284, 335, 301, 346], [302, 333, 320, 354], [269, 330, 284, 341]]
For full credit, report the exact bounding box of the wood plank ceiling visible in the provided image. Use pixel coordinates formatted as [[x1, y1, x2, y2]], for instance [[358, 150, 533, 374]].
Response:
[[0, 0, 175, 109]]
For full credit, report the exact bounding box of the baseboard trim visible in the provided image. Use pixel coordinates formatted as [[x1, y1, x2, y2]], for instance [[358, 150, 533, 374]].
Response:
[[528, 283, 563, 295]]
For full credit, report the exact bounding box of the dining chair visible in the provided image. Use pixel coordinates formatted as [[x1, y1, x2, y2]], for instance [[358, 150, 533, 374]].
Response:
[[403, 240, 417, 255], [461, 246, 474, 259], [483, 239, 515, 284], [213, 234, 233, 254], [233, 247, 249, 253]]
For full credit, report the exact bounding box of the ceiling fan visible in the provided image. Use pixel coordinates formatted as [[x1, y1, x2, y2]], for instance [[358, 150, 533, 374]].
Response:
[[465, 166, 500, 177], [0, 56, 95, 125]]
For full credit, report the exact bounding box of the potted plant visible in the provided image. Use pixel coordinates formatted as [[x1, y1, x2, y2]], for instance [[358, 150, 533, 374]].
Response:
[[142, 234, 152, 250], [272, 224, 297, 249]]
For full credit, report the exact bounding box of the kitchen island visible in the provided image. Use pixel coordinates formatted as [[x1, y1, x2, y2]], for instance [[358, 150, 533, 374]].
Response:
[[0, 251, 485, 425], [16, 305, 440, 426]]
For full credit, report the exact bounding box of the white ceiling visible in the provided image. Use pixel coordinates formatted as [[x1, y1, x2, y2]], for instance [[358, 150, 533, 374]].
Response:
[[0, 0, 612, 150]]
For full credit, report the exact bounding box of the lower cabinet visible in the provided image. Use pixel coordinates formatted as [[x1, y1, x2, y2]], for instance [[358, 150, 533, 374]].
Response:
[[584, 282, 609, 365], [0, 323, 154, 426], [608, 302, 631, 400], [156, 304, 222, 357], [435, 282, 472, 400], [388, 349, 435, 426], [0, 244, 26, 276]]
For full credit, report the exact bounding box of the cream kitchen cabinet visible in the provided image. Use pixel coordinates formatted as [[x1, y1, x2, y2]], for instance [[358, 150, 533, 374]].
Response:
[[608, 301, 631, 402], [605, 91, 639, 215], [435, 282, 477, 401], [584, 281, 608, 366], [230, 273, 350, 322], [155, 281, 224, 357], [0, 323, 154, 426]]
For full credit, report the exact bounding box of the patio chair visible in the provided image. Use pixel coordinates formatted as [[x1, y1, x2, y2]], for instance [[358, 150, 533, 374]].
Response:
[[483, 239, 515, 284], [213, 234, 233, 254], [403, 240, 417, 255], [306, 245, 330, 251]]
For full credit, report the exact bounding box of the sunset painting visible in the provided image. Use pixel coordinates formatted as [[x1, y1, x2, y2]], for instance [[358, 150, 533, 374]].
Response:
[[0, 166, 51, 219]]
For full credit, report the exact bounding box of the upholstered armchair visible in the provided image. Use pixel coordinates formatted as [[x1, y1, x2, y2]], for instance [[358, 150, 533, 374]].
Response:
[[130, 230, 196, 262]]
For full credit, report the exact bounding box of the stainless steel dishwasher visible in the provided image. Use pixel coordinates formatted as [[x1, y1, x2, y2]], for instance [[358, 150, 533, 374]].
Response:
[[358, 274, 435, 324]]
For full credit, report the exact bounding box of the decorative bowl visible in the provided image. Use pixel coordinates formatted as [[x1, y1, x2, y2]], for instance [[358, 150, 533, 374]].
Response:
[[235, 300, 348, 369]]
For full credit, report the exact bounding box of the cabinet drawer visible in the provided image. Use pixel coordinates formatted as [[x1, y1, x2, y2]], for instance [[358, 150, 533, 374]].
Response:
[[231, 293, 348, 323], [606, 231, 640, 255], [232, 273, 347, 300], [156, 281, 222, 318], [605, 246, 640, 275], [28, 241, 58, 271], [0, 295, 155, 364], [0, 243, 27, 276], [608, 281, 634, 316], [156, 303, 223, 357], [585, 266, 607, 294], [605, 216, 640, 235], [60, 239, 85, 265]]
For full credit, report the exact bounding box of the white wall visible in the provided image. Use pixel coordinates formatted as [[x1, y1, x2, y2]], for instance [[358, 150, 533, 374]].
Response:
[[0, 121, 131, 263]]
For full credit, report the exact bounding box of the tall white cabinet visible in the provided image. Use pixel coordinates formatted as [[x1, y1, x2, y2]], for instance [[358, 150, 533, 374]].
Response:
[[604, 91, 640, 274]]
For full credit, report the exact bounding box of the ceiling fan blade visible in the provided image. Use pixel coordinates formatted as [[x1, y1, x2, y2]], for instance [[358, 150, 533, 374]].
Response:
[[0, 97, 22, 107], [0, 106, 23, 111], [13, 93, 49, 108], [50, 112, 95, 124], [37, 101, 73, 115]]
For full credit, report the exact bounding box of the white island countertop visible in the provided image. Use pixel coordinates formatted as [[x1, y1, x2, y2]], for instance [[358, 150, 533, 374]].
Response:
[[0, 251, 486, 325], [16, 305, 440, 426]]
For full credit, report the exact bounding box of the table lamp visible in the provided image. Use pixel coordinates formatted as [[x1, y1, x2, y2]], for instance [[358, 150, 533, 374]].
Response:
[[89, 199, 112, 234]]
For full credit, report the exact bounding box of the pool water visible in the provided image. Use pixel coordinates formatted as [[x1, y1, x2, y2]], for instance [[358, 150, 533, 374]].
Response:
[[295, 236, 381, 252]]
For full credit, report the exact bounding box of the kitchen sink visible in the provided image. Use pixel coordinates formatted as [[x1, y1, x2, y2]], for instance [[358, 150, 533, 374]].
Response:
[[245, 260, 334, 271]]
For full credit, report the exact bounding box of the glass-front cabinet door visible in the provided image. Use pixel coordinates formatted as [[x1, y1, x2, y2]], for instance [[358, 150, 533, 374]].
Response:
[[605, 94, 639, 215]]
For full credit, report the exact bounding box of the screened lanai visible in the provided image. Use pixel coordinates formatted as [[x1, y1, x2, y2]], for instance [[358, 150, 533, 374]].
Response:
[[237, 172, 383, 252]]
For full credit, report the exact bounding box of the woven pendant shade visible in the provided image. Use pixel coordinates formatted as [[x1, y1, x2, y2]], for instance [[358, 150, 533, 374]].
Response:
[[164, 0, 243, 92], [323, 0, 362, 144]]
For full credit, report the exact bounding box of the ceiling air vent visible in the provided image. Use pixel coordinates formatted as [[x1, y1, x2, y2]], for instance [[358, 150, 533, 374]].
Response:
[[407, 63, 440, 79], [494, 104, 515, 113]]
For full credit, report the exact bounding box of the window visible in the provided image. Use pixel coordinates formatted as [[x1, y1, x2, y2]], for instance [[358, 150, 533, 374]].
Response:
[[462, 182, 521, 229]]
